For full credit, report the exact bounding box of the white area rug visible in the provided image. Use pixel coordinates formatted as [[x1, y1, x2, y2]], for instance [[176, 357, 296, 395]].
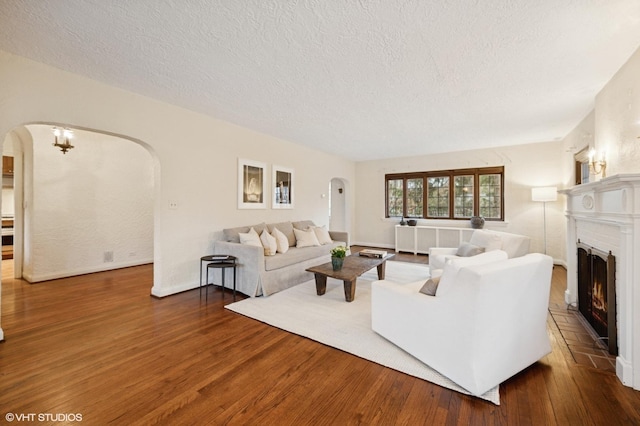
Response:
[[225, 260, 500, 404]]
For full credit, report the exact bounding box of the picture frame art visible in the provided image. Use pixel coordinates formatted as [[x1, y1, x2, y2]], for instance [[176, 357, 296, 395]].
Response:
[[272, 165, 294, 209], [238, 158, 267, 209]]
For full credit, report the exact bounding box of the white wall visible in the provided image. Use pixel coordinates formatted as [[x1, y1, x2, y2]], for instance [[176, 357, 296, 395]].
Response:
[[564, 47, 640, 184], [354, 141, 566, 261], [18, 125, 154, 281], [594, 46, 640, 176], [0, 50, 355, 303]]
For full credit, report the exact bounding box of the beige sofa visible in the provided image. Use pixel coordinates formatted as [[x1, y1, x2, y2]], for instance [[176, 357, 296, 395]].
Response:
[[213, 220, 348, 297]]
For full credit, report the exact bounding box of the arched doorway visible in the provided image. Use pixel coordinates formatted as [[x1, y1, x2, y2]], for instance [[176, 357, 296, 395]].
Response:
[[329, 177, 348, 232], [1, 124, 157, 283]]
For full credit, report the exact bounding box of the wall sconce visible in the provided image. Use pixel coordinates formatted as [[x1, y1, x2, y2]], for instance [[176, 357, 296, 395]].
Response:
[[53, 127, 74, 154], [338, 188, 343, 194], [588, 149, 606, 178]]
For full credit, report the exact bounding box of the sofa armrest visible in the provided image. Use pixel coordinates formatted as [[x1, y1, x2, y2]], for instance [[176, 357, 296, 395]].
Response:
[[212, 240, 265, 297], [329, 231, 349, 246]]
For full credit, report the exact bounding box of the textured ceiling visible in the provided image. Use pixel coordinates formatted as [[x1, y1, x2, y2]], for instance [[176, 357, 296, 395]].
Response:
[[1, 1, 640, 161]]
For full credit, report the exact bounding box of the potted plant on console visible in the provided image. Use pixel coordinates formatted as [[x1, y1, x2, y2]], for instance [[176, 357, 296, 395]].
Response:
[[330, 245, 347, 270]]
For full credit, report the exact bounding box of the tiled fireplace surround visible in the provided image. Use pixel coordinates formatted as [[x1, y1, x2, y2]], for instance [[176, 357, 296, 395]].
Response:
[[561, 174, 640, 390]]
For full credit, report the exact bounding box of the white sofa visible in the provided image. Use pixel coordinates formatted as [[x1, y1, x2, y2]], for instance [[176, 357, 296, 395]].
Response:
[[371, 252, 553, 396], [428, 229, 530, 274], [213, 220, 348, 297]]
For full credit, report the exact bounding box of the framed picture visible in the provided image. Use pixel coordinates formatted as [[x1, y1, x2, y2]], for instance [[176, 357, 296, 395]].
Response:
[[238, 158, 267, 209], [272, 165, 294, 209]]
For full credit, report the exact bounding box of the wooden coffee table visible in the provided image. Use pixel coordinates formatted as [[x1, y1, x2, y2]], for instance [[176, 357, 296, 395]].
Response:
[[306, 253, 395, 302]]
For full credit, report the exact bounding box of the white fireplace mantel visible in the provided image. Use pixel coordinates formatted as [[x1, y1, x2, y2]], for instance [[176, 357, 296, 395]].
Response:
[[560, 174, 640, 390]]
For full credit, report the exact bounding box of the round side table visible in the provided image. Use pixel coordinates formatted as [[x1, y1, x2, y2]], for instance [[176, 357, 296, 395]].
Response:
[[200, 255, 237, 301]]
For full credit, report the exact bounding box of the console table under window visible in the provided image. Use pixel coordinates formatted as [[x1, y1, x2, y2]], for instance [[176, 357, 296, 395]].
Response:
[[395, 225, 475, 255]]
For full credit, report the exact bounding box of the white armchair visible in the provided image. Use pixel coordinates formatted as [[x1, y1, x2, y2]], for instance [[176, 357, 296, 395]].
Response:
[[429, 229, 530, 274], [371, 253, 553, 396]]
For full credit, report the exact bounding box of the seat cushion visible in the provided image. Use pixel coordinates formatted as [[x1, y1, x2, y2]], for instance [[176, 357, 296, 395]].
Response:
[[264, 245, 329, 271]]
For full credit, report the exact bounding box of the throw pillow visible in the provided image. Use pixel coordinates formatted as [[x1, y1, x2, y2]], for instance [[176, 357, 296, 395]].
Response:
[[223, 222, 266, 243], [310, 226, 333, 245], [419, 276, 441, 296], [456, 242, 485, 257], [293, 228, 321, 248], [267, 222, 296, 247], [239, 227, 262, 248], [260, 230, 277, 256], [272, 227, 289, 254]]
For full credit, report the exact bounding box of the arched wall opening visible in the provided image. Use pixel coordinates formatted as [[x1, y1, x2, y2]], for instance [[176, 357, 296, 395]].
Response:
[[1, 123, 158, 284], [329, 177, 349, 233]]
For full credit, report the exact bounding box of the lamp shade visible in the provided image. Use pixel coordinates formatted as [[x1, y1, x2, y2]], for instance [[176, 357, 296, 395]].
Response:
[[531, 186, 557, 202]]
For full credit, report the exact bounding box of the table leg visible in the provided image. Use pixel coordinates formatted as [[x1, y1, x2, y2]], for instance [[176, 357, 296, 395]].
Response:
[[343, 279, 356, 302], [376, 261, 387, 280], [232, 265, 236, 301], [221, 268, 226, 299], [314, 274, 327, 296], [206, 265, 210, 302]]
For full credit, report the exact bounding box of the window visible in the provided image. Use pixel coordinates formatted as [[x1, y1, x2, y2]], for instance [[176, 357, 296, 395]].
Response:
[[385, 166, 504, 221], [479, 174, 501, 219], [427, 177, 449, 217], [453, 175, 473, 218], [387, 179, 403, 217], [406, 178, 423, 217]]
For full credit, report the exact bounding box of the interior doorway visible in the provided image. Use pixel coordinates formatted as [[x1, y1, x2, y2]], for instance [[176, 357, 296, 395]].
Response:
[[329, 177, 348, 232], [2, 141, 15, 261], [1, 124, 156, 283]]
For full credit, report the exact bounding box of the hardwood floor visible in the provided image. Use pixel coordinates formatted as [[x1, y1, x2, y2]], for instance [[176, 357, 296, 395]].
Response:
[[1, 252, 640, 425]]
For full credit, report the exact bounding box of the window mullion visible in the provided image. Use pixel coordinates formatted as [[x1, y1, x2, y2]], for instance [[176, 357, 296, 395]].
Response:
[[403, 178, 408, 218], [474, 174, 480, 216]]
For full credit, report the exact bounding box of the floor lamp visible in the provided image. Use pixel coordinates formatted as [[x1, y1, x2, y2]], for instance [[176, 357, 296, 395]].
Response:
[[531, 187, 557, 255]]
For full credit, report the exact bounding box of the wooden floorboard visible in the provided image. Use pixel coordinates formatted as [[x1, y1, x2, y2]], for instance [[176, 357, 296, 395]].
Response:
[[1, 250, 640, 425]]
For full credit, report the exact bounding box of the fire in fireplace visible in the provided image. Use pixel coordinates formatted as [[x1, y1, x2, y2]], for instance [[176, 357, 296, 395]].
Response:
[[577, 241, 617, 355]]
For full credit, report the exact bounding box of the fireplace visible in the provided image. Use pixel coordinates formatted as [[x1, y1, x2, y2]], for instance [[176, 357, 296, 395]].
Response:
[[577, 241, 617, 355], [561, 174, 640, 390]]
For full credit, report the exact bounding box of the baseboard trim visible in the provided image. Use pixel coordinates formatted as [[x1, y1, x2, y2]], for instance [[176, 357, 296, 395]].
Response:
[[151, 281, 199, 298], [351, 241, 396, 250], [24, 259, 153, 283]]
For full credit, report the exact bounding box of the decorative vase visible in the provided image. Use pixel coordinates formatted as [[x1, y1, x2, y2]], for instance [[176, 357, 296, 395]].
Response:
[[331, 256, 344, 271], [470, 216, 485, 229]]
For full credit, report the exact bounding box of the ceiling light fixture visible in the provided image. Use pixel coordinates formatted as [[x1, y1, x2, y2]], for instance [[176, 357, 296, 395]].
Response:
[[53, 127, 74, 154]]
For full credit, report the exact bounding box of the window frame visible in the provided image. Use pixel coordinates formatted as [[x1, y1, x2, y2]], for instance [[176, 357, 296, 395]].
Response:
[[385, 166, 504, 221]]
